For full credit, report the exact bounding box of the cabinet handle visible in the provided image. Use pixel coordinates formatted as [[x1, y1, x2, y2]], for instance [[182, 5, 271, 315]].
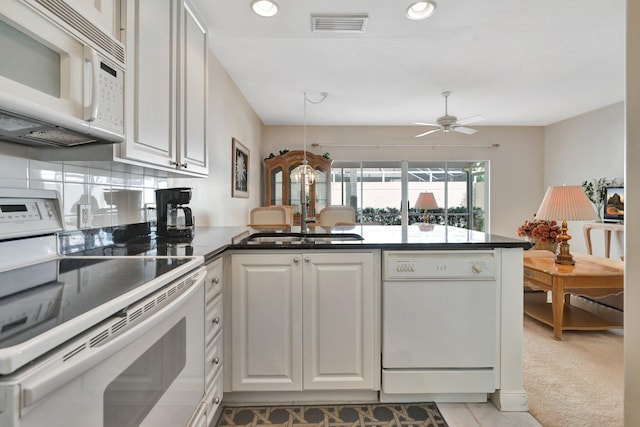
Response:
[[212, 316, 220, 325], [304, 257, 311, 263], [169, 161, 188, 169], [293, 257, 300, 264], [211, 276, 220, 284], [213, 396, 220, 405], [212, 356, 220, 365]]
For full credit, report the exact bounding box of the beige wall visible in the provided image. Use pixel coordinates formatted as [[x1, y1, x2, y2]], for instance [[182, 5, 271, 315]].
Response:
[[626, 0, 639, 424], [168, 53, 264, 226], [544, 102, 625, 258], [262, 125, 545, 238]]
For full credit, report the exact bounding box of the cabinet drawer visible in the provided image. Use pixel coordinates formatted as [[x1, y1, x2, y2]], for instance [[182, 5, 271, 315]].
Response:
[[206, 259, 223, 297], [206, 331, 223, 389], [206, 293, 222, 345], [523, 268, 553, 288], [205, 369, 223, 426]]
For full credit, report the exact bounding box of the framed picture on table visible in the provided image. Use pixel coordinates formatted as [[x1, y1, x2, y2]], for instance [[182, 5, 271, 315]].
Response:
[[232, 138, 249, 198]]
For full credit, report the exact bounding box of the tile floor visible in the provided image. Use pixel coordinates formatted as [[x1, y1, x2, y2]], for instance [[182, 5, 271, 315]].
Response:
[[438, 402, 541, 427]]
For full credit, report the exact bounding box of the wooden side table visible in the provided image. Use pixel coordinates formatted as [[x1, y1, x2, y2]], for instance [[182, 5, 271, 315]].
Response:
[[583, 222, 624, 258], [523, 251, 623, 339]]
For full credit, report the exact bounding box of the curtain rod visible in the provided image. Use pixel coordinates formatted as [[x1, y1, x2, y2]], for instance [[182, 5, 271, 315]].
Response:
[[311, 143, 500, 149]]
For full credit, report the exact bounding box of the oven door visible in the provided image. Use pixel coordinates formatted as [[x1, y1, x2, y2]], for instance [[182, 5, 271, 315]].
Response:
[[6, 269, 205, 427]]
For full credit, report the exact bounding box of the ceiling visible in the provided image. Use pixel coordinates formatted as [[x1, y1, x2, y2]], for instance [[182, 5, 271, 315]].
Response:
[[192, 0, 625, 127]]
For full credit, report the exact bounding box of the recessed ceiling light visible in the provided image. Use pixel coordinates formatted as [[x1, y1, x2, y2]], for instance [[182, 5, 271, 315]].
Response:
[[406, 1, 437, 20], [251, 0, 279, 17]]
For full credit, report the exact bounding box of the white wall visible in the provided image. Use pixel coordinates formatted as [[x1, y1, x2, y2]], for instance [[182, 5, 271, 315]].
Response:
[[543, 102, 625, 258], [168, 53, 264, 226], [262, 125, 544, 237]]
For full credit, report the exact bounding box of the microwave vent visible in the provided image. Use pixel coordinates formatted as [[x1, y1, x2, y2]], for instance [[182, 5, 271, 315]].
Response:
[[311, 15, 368, 33], [21, 128, 98, 146], [28, 0, 125, 64]]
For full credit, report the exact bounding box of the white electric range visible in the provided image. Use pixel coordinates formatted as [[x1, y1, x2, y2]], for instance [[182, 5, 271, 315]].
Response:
[[0, 188, 207, 427]]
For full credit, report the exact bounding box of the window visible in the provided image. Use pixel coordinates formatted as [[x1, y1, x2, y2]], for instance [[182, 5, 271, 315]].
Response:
[[330, 160, 488, 231]]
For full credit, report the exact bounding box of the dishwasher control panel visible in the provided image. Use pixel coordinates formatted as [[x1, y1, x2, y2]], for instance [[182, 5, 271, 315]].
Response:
[[383, 250, 496, 280]]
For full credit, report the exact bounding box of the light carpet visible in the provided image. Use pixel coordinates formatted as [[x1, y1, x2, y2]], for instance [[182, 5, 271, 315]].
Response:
[[523, 314, 623, 427]]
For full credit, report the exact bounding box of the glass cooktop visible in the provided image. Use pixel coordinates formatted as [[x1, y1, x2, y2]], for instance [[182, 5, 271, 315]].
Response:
[[0, 257, 194, 350]]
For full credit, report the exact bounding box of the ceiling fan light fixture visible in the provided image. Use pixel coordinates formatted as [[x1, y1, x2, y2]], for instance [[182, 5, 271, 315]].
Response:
[[251, 0, 279, 17], [406, 1, 437, 20]]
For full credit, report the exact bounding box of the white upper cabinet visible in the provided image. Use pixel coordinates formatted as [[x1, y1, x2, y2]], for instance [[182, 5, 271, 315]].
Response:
[[119, 0, 208, 176], [179, 2, 208, 175]]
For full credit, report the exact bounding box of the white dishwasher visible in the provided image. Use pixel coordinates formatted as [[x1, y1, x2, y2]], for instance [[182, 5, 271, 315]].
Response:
[[381, 250, 499, 402]]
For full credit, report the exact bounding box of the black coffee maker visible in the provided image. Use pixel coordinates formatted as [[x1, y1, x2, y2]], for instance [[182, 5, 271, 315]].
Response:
[[155, 187, 194, 238]]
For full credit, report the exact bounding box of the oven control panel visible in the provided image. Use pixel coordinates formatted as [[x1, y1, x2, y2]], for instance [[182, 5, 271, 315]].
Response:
[[0, 188, 63, 239]]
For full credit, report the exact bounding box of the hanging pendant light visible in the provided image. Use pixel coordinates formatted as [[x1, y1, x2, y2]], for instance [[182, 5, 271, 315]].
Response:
[[291, 92, 325, 185]]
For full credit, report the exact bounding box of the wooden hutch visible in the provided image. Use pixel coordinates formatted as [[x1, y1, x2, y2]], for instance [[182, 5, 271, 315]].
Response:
[[264, 150, 332, 224]]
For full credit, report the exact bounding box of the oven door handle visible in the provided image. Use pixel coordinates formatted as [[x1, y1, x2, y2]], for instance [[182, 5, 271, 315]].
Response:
[[21, 273, 205, 408]]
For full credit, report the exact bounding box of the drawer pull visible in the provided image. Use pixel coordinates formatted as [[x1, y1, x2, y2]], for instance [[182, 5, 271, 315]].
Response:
[[211, 277, 220, 284], [212, 356, 220, 365], [212, 316, 220, 325], [213, 396, 220, 405]]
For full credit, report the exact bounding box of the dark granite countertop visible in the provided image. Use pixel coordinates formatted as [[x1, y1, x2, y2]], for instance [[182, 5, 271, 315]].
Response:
[[189, 224, 531, 262], [60, 224, 531, 264]]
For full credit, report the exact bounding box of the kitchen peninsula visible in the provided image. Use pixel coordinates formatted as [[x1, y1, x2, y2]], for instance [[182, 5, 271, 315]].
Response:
[[62, 223, 530, 414], [167, 224, 530, 412]]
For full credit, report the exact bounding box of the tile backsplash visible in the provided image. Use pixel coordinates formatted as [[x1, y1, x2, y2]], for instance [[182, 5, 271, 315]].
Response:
[[0, 148, 168, 230]]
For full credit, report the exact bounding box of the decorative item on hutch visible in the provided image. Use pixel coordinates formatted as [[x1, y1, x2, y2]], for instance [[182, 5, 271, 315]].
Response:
[[517, 214, 561, 252]]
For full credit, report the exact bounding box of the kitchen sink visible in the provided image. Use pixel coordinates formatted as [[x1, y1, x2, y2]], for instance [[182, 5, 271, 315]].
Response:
[[241, 232, 364, 244]]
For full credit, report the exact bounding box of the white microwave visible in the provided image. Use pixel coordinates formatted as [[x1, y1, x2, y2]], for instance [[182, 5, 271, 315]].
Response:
[[0, 0, 125, 147]]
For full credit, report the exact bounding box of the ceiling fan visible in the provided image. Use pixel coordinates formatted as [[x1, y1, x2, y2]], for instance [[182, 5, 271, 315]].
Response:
[[414, 91, 486, 137]]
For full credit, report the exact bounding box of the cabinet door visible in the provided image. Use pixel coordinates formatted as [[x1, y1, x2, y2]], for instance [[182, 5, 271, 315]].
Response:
[[179, 0, 208, 175], [302, 252, 378, 389], [230, 254, 303, 391], [121, 0, 177, 168]]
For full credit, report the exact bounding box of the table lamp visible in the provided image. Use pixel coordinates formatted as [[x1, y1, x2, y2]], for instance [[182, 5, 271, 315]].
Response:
[[535, 185, 597, 265], [415, 192, 438, 222]]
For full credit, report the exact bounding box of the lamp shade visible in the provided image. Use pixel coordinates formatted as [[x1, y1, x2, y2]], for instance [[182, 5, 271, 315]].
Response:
[[536, 185, 597, 221], [415, 192, 439, 210]]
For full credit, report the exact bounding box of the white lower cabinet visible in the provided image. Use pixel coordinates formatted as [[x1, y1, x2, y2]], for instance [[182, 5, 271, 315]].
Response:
[[204, 257, 223, 426], [229, 251, 379, 392]]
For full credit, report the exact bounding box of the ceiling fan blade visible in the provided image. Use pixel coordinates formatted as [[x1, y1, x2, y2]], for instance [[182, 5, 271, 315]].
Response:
[[456, 114, 486, 126], [413, 122, 439, 127], [453, 126, 478, 135], [415, 128, 441, 137]]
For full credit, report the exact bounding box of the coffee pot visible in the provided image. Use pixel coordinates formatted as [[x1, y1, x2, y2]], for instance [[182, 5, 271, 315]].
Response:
[[167, 205, 193, 231], [155, 187, 194, 238]]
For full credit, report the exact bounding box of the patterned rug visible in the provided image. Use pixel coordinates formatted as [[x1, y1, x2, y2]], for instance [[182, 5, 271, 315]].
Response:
[[217, 403, 448, 427]]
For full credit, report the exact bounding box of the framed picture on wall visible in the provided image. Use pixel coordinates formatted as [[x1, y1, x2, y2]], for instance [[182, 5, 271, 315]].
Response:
[[232, 138, 249, 198]]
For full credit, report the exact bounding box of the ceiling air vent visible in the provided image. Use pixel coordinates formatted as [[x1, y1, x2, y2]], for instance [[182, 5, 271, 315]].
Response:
[[311, 15, 368, 33]]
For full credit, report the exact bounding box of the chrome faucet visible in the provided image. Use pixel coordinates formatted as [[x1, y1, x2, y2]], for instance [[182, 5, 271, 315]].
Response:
[[299, 174, 307, 233]]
